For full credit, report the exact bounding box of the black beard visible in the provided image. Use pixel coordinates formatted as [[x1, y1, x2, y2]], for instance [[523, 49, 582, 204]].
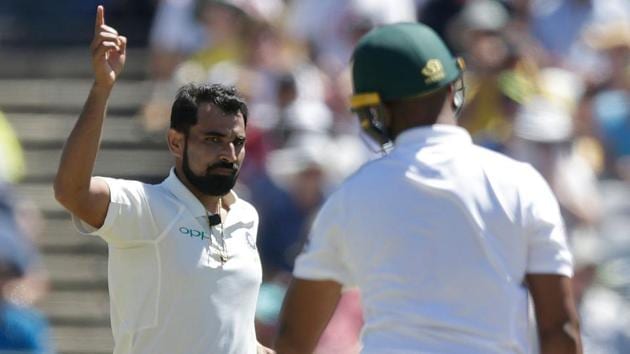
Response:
[[182, 142, 239, 196]]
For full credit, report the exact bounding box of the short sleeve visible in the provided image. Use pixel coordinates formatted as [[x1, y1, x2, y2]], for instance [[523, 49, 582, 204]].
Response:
[[522, 166, 574, 277], [72, 177, 158, 246], [293, 190, 354, 286]]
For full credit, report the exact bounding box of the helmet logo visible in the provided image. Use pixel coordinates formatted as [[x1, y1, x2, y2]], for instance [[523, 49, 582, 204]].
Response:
[[421, 59, 445, 84]]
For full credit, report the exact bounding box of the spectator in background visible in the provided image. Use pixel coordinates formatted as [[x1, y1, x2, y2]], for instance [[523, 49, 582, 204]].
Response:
[[417, 0, 466, 49], [251, 134, 366, 352], [508, 67, 601, 241], [141, 0, 286, 134], [582, 21, 630, 180], [528, 0, 596, 60], [250, 136, 331, 346], [286, 0, 416, 76], [149, 0, 206, 81], [571, 234, 630, 354], [447, 0, 534, 150], [254, 135, 332, 274], [141, 0, 249, 133], [0, 183, 52, 353], [324, 68, 359, 136], [526, 0, 629, 67]]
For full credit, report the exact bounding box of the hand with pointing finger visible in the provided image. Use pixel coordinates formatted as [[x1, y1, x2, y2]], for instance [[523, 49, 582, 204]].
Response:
[[90, 5, 127, 88]]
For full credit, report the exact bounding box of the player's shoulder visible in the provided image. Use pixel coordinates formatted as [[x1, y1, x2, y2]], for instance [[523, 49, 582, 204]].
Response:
[[472, 144, 524, 167], [471, 145, 539, 179], [230, 191, 260, 223], [340, 155, 389, 186], [234, 195, 258, 215], [99, 175, 180, 209], [470, 145, 553, 203], [320, 157, 387, 208], [96, 176, 155, 191]]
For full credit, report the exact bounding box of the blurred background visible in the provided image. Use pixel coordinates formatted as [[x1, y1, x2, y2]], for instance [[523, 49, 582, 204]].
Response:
[[0, 0, 628, 353]]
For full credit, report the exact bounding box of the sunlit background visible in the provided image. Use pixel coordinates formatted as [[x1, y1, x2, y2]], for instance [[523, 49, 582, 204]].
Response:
[[1, 0, 628, 353]]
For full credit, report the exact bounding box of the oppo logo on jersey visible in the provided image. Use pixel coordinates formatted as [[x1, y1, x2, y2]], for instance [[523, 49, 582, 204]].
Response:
[[178, 227, 209, 240]]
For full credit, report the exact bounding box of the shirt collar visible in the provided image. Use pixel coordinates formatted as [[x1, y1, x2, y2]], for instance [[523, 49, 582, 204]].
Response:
[[161, 168, 239, 218], [394, 124, 472, 148]]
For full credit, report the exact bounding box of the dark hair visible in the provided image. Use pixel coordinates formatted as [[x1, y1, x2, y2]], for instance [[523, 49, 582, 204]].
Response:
[[170, 83, 248, 134]]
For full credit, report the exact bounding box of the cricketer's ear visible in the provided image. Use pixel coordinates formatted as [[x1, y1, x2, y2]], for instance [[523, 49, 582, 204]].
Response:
[[167, 128, 185, 159], [448, 77, 465, 118]]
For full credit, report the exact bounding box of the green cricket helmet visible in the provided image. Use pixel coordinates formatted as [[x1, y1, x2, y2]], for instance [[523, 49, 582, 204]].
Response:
[[350, 22, 465, 146]]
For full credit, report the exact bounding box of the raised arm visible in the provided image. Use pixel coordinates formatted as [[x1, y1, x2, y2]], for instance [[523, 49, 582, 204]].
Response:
[[527, 274, 582, 354], [54, 5, 127, 228]]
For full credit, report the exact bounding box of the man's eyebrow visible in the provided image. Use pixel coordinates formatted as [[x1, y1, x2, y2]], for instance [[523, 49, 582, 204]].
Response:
[[201, 131, 246, 140], [201, 130, 227, 137]]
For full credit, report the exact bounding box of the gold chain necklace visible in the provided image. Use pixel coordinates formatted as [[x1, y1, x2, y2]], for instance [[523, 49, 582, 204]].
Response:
[[209, 197, 229, 265]]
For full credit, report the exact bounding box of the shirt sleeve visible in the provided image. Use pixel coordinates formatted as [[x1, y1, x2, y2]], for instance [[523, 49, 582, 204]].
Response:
[[292, 190, 354, 286], [522, 165, 574, 277], [72, 177, 158, 246]]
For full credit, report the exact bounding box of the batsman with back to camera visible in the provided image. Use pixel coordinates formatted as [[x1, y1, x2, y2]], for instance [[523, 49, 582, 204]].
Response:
[[275, 23, 582, 354], [53, 6, 273, 354]]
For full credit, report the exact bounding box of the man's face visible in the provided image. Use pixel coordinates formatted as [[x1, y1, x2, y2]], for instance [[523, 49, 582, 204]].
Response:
[[181, 102, 246, 196]]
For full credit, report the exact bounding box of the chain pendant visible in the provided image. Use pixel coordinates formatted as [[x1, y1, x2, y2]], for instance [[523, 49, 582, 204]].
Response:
[[209, 197, 229, 265]]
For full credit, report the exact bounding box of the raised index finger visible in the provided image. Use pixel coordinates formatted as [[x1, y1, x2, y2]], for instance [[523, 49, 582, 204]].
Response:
[[95, 6, 105, 33]]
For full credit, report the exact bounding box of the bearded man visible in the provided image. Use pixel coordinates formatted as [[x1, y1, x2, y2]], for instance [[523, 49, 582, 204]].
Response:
[[54, 6, 272, 354]]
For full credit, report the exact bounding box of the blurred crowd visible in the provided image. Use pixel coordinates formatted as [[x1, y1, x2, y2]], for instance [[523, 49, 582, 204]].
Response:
[[1, 0, 629, 353], [0, 120, 51, 349]]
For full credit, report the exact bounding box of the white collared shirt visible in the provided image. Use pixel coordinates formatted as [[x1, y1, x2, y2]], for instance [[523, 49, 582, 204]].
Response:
[[294, 125, 573, 354], [73, 169, 261, 354]]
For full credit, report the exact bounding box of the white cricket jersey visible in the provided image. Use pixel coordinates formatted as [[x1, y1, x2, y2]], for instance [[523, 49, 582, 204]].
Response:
[[294, 125, 573, 354], [73, 169, 262, 354]]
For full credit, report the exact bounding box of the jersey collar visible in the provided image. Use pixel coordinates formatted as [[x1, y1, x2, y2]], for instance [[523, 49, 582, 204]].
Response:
[[394, 124, 472, 148]]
